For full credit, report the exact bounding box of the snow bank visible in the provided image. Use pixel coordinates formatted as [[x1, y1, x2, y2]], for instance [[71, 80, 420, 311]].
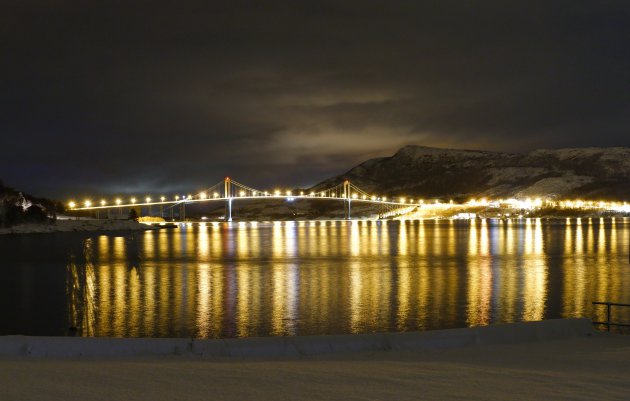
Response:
[[0, 318, 594, 359]]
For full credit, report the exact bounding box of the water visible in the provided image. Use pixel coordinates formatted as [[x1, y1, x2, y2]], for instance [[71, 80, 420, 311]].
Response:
[[1, 218, 629, 338]]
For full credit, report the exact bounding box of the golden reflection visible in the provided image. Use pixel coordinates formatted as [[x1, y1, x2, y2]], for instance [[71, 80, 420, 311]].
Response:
[[396, 262, 411, 330], [349, 261, 363, 332], [479, 219, 489, 256], [196, 263, 211, 337], [198, 226, 210, 259], [143, 231, 155, 259], [67, 238, 96, 336], [563, 218, 586, 318], [469, 220, 478, 256], [522, 218, 547, 321], [398, 221, 408, 256], [62, 218, 629, 338]]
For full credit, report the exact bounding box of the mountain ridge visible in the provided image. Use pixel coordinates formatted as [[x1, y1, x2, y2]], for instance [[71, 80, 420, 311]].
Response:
[[311, 145, 630, 200]]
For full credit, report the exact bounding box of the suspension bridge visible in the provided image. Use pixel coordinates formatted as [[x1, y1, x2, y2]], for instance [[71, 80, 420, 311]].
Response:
[[68, 177, 425, 221]]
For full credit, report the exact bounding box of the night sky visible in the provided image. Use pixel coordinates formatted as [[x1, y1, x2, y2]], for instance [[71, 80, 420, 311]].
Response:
[[2, 1, 629, 199]]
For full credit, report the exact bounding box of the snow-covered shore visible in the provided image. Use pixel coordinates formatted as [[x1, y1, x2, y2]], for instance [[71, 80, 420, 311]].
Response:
[[0, 219, 156, 235], [1, 319, 628, 400]]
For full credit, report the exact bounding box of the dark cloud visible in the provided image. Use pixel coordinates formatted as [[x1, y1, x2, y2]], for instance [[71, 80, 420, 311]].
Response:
[[1, 0, 629, 199]]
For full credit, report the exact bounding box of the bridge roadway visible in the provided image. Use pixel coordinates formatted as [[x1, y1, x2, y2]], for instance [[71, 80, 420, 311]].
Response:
[[69, 178, 434, 220]]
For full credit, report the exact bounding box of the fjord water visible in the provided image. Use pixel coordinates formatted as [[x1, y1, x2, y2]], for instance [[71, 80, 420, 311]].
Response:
[[1, 218, 629, 338]]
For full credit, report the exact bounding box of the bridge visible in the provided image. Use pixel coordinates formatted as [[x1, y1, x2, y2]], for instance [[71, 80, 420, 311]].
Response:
[[68, 177, 424, 221]]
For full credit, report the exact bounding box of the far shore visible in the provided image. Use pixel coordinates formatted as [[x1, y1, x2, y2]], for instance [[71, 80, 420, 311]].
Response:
[[0, 219, 157, 235]]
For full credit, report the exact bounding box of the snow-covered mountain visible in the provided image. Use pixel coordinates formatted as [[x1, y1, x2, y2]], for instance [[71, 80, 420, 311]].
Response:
[[312, 146, 630, 200]]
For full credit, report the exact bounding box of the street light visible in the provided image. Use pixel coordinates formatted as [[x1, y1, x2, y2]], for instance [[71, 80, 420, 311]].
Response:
[[100, 200, 106, 206], [68, 201, 76, 209], [131, 197, 136, 204], [146, 197, 151, 203], [116, 198, 122, 205], [84, 200, 92, 207], [160, 196, 165, 202]]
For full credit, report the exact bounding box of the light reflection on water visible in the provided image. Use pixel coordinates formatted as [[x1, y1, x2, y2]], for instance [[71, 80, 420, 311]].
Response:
[[2, 218, 629, 338]]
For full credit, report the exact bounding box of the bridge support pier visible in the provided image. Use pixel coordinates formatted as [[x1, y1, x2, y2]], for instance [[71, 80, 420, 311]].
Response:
[[226, 198, 232, 222]]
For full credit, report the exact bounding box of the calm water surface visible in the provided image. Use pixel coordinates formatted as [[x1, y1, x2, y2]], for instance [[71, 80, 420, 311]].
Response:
[[1, 218, 629, 338]]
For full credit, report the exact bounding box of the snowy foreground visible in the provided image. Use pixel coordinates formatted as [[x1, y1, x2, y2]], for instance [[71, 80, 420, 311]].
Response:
[[0, 219, 154, 235], [2, 319, 630, 400]]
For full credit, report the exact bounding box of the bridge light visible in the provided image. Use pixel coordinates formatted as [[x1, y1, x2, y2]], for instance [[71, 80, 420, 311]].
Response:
[[286, 190, 292, 196], [400, 197, 406, 203], [161, 196, 165, 202], [85, 200, 92, 207], [200, 192, 207, 199], [146, 197, 151, 203], [352, 193, 358, 199], [274, 190, 281, 196], [213, 192, 219, 198], [175, 195, 179, 201], [300, 191, 304, 196], [100, 200, 106, 206], [116, 198, 122, 205], [382, 197, 387, 202], [188, 194, 192, 200], [239, 190, 245, 197], [68, 201, 76, 209], [371, 195, 376, 201], [131, 197, 136, 204], [310, 192, 315, 196]]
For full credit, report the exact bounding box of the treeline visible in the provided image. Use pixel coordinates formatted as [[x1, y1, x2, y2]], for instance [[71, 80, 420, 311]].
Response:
[[0, 178, 64, 227]]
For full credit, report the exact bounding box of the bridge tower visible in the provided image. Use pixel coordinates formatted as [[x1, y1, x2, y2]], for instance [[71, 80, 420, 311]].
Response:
[[224, 177, 232, 222], [344, 180, 351, 219]]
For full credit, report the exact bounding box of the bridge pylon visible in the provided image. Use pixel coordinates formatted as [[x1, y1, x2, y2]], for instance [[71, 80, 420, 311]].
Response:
[[344, 180, 351, 219], [224, 177, 232, 221]]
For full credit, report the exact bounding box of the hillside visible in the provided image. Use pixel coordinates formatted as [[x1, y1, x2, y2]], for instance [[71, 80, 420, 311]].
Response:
[[0, 179, 61, 227], [311, 146, 630, 201]]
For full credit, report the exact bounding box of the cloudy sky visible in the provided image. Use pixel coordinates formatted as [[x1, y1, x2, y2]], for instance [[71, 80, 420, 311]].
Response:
[[2, 0, 629, 198]]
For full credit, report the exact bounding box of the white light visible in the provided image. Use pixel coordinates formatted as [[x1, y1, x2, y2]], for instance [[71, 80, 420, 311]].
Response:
[[213, 192, 219, 198], [116, 199, 122, 205], [68, 201, 76, 209], [240, 190, 246, 197], [160, 196, 165, 202], [131, 198, 136, 204], [200, 192, 207, 199], [100, 200, 106, 206], [85, 200, 92, 207], [146, 197, 151, 203], [274, 190, 281, 196]]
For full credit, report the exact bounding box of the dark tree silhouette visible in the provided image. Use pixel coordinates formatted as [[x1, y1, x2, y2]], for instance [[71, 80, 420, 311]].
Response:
[[128, 208, 139, 221]]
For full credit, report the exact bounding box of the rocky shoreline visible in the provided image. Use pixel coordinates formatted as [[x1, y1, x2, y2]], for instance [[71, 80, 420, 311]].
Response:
[[0, 219, 156, 235]]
